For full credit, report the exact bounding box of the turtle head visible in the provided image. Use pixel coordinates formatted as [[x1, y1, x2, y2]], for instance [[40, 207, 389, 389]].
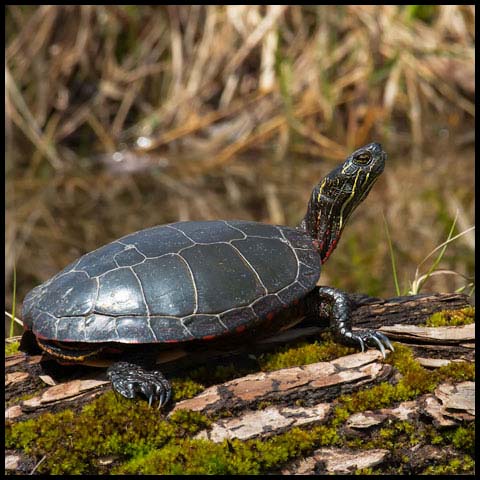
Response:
[[301, 142, 386, 264]]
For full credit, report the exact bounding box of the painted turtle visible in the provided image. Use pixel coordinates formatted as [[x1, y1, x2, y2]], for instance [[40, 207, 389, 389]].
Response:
[[21, 142, 393, 408]]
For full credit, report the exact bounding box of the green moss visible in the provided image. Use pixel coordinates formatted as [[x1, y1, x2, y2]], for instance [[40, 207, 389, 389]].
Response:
[[376, 421, 419, 450], [331, 345, 475, 473], [170, 378, 205, 402], [446, 424, 475, 456], [116, 425, 340, 474], [422, 455, 475, 475], [169, 361, 260, 403], [343, 420, 420, 454], [258, 332, 356, 371], [333, 344, 435, 418], [5, 341, 20, 356], [168, 409, 211, 435], [6, 392, 210, 474], [188, 362, 254, 385], [256, 400, 274, 410], [355, 467, 375, 475], [436, 360, 475, 382], [116, 418, 475, 475], [7, 390, 43, 406], [6, 343, 474, 475], [6, 389, 341, 475], [117, 438, 236, 475], [333, 344, 474, 421], [346, 420, 475, 474], [425, 306, 475, 327]]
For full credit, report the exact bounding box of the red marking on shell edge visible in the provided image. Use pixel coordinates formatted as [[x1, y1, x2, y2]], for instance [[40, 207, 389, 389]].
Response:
[[202, 334, 216, 341], [34, 331, 49, 340], [236, 325, 247, 333], [266, 312, 275, 321], [165, 339, 180, 344], [105, 347, 124, 354]]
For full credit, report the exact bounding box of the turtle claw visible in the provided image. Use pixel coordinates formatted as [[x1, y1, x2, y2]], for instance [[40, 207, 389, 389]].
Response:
[[157, 378, 172, 409], [348, 330, 394, 358], [107, 361, 172, 409], [371, 335, 386, 358], [375, 331, 395, 352], [158, 391, 165, 410]]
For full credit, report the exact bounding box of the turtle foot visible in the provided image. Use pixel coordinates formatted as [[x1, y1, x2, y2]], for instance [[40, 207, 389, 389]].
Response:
[[107, 361, 172, 409], [315, 286, 394, 359], [346, 329, 394, 358]]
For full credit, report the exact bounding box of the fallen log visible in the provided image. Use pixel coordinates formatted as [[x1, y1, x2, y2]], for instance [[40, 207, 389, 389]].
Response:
[[5, 292, 475, 475], [5, 293, 472, 420]]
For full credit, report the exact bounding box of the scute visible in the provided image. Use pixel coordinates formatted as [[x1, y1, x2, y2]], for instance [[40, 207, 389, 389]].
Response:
[[173, 220, 245, 243], [96, 267, 147, 316], [115, 316, 158, 343], [76, 242, 125, 277], [182, 314, 228, 338], [251, 294, 285, 319], [220, 306, 257, 330], [232, 236, 298, 291], [120, 225, 193, 257], [133, 255, 196, 317], [22, 220, 321, 343], [83, 315, 119, 342], [37, 271, 97, 318], [181, 243, 265, 314], [56, 316, 89, 341], [114, 247, 146, 267], [149, 317, 193, 343]]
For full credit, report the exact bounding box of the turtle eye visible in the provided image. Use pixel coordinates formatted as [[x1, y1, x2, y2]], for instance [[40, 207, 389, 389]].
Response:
[[353, 151, 372, 165]]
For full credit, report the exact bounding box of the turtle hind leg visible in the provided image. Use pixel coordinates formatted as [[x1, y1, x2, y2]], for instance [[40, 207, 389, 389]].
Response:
[[19, 330, 42, 354], [107, 361, 172, 409], [316, 286, 394, 357]]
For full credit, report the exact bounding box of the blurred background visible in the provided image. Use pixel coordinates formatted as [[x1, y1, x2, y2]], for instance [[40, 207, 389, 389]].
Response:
[[5, 5, 475, 336]]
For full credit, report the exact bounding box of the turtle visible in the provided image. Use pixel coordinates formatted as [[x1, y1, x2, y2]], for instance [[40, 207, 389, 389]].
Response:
[[20, 142, 393, 409]]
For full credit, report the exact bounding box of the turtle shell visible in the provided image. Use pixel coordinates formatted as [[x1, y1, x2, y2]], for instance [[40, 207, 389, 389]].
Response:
[[22, 220, 321, 344]]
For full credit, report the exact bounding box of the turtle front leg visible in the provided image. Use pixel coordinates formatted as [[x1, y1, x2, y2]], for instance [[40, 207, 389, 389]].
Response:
[[316, 286, 394, 357], [107, 361, 172, 409]]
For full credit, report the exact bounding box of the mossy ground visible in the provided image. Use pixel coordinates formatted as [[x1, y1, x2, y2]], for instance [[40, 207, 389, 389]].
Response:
[[6, 393, 211, 474], [258, 332, 356, 371], [5, 341, 19, 356], [6, 333, 475, 474], [425, 306, 475, 327], [333, 343, 474, 422]]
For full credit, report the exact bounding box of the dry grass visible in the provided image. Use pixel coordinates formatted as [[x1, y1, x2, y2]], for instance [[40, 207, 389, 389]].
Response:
[[5, 5, 475, 334]]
